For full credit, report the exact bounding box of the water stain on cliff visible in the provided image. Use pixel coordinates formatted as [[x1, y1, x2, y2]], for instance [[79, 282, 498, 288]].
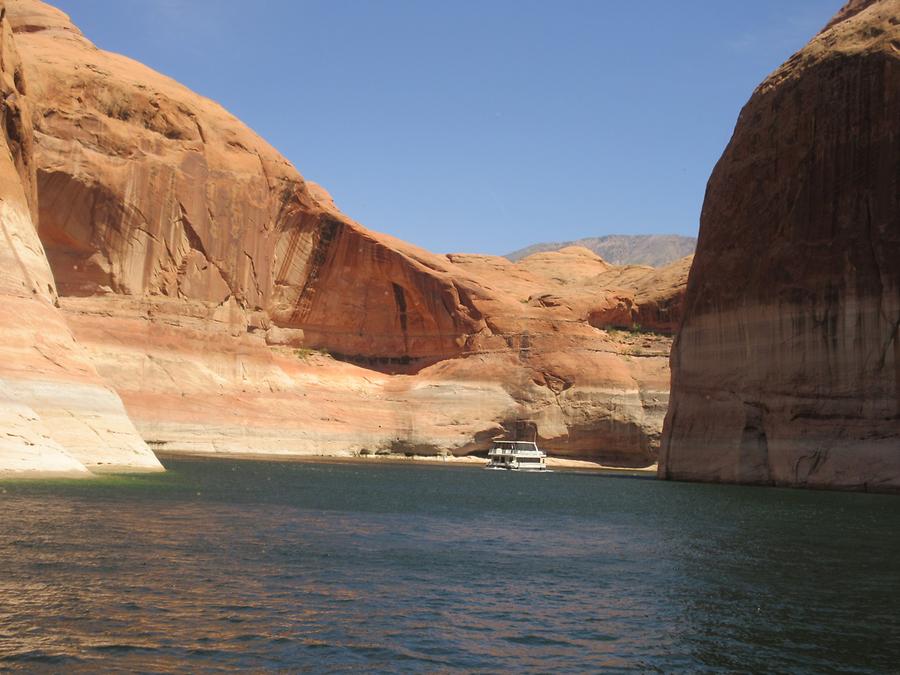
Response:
[[391, 282, 410, 355], [738, 403, 772, 485]]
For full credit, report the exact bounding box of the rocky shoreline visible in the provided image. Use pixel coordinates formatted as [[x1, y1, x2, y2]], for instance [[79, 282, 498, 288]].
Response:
[[153, 451, 658, 474]]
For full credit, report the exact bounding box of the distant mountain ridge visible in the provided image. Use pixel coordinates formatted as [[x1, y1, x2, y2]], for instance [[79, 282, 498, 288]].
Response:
[[505, 234, 697, 267]]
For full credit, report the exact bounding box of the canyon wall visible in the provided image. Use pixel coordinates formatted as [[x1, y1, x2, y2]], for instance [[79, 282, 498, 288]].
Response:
[[2, 0, 689, 469], [660, 0, 900, 491], [0, 1, 161, 475]]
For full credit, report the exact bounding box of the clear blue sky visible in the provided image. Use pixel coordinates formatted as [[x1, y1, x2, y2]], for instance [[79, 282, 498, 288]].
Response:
[[51, 0, 843, 255]]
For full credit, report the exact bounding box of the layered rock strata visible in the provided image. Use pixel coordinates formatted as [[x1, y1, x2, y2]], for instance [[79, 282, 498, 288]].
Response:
[[3, 0, 690, 468], [54, 249, 685, 466], [660, 0, 900, 491], [0, 1, 161, 475]]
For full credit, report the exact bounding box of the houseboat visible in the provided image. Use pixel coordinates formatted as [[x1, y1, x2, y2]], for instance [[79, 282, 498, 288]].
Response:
[[485, 439, 549, 471]]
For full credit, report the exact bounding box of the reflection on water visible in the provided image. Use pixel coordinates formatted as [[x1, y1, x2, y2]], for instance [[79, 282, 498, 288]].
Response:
[[1, 459, 898, 671]]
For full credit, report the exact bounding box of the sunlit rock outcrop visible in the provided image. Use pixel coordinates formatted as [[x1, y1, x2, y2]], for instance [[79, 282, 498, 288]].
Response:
[[4, 0, 690, 466], [0, 1, 161, 475]]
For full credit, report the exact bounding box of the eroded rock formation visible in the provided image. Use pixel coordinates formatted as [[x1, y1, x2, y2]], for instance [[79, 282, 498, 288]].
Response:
[[0, 1, 161, 475], [660, 0, 900, 491], [2, 0, 690, 469]]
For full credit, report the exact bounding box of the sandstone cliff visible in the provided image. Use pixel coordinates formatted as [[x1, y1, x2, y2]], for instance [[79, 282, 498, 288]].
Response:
[[660, 0, 900, 491], [3, 0, 689, 469], [0, 1, 161, 476]]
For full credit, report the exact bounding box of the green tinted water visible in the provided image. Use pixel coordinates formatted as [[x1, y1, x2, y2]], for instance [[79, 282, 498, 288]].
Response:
[[1, 458, 898, 671]]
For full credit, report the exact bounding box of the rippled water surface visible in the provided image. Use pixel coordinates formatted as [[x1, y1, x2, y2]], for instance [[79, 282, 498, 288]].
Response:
[[1, 458, 899, 672]]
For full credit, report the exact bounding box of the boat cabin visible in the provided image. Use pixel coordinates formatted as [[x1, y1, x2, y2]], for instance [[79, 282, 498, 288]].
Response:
[[486, 440, 548, 471]]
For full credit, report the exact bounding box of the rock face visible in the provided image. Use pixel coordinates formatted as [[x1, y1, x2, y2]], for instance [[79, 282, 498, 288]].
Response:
[[0, 1, 161, 476], [15, 0, 483, 366], [2, 0, 689, 469], [660, 0, 900, 492]]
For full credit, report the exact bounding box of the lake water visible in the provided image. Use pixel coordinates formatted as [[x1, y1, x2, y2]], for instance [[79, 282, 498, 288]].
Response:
[[1, 458, 898, 672]]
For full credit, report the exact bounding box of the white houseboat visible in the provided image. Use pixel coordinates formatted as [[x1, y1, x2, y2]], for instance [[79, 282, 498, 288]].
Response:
[[485, 440, 549, 471]]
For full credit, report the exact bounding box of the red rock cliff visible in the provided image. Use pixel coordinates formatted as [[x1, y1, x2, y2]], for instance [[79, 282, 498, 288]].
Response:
[[660, 0, 900, 491], [4, 0, 689, 467], [0, 0, 161, 475], [12, 0, 484, 365]]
